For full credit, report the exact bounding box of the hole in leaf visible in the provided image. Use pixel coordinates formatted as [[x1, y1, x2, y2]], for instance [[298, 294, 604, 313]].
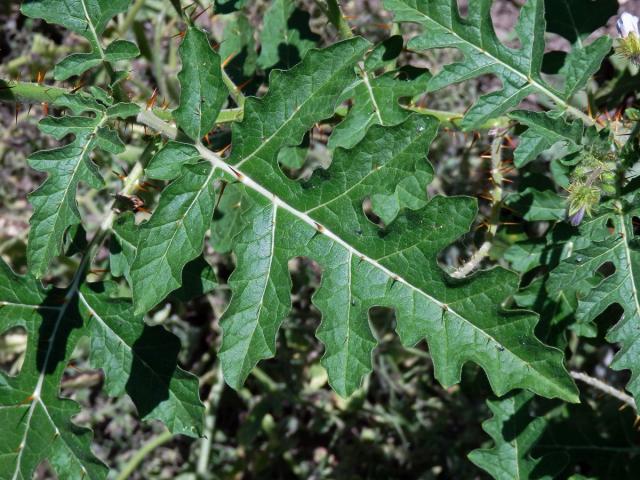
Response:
[[490, 1, 522, 50], [596, 261, 616, 280], [632, 216, 640, 237], [456, 0, 469, 19], [0, 326, 27, 376], [279, 131, 332, 182], [362, 196, 385, 229]]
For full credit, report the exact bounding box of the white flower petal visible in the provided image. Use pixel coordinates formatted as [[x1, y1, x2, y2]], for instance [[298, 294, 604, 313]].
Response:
[[617, 12, 640, 38]]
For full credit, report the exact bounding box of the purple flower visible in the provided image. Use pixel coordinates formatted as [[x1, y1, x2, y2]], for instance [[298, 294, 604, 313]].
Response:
[[569, 207, 586, 227]]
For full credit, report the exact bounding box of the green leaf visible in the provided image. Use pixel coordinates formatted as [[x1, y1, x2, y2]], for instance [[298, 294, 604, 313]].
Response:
[[21, 0, 133, 80], [106, 102, 140, 119], [229, 37, 372, 169], [257, 0, 320, 70], [174, 27, 227, 141], [560, 36, 611, 98], [110, 212, 137, 282], [27, 96, 109, 277], [79, 284, 205, 437], [104, 40, 140, 63], [218, 12, 258, 81], [0, 257, 204, 478], [469, 391, 566, 480], [134, 38, 576, 401], [202, 37, 576, 398], [383, 0, 608, 129], [548, 203, 640, 407], [146, 141, 201, 181], [130, 163, 220, 314], [219, 115, 576, 400], [0, 260, 107, 479], [509, 111, 583, 167], [329, 66, 431, 150], [506, 173, 567, 222]]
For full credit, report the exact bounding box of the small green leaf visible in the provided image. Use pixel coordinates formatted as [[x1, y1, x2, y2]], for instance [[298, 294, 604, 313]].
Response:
[[110, 212, 138, 282], [106, 102, 141, 119], [469, 391, 567, 480], [174, 27, 227, 141], [130, 163, 219, 314], [509, 110, 583, 167], [104, 40, 140, 62], [146, 141, 201, 181], [27, 98, 109, 277]]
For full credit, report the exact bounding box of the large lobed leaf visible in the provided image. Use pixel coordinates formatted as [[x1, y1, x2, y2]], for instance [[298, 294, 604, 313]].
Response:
[[133, 37, 578, 401], [383, 0, 611, 129], [548, 201, 640, 408]]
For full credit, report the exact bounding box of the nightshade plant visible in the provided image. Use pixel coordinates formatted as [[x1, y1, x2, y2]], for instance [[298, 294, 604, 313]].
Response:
[[1, 0, 640, 478]]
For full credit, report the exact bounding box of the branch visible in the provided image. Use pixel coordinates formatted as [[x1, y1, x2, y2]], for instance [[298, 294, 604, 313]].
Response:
[[0, 79, 514, 133], [451, 133, 505, 278], [323, 0, 354, 39], [570, 371, 637, 412], [0, 80, 243, 124]]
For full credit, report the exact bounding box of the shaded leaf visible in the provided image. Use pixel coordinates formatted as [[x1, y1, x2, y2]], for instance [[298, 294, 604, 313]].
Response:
[[469, 391, 567, 480], [257, 0, 320, 70]]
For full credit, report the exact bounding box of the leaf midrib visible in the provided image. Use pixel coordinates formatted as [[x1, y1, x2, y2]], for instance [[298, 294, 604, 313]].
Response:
[[401, 3, 571, 111], [34, 115, 106, 271], [196, 143, 571, 398], [79, 0, 105, 58], [618, 213, 640, 320]]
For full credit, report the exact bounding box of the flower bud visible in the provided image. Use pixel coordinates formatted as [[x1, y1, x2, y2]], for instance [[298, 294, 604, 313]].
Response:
[[569, 207, 586, 227]]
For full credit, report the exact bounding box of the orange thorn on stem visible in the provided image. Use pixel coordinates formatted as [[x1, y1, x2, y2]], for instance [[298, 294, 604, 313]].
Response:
[[146, 88, 159, 110], [221, 52, 236, 69]]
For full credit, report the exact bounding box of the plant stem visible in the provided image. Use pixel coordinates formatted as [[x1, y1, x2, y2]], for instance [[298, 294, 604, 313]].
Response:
[[118, 0, 146, 37], [221, 68, 246, 110], [115, 430, 174, 480], [324, 0, 354, 39], [451, 133, 504, 278], [197, 364, 225, 476], [570, 371, 637, 412], [405, 105, 510, 130], [0, 80, 243, 124]]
